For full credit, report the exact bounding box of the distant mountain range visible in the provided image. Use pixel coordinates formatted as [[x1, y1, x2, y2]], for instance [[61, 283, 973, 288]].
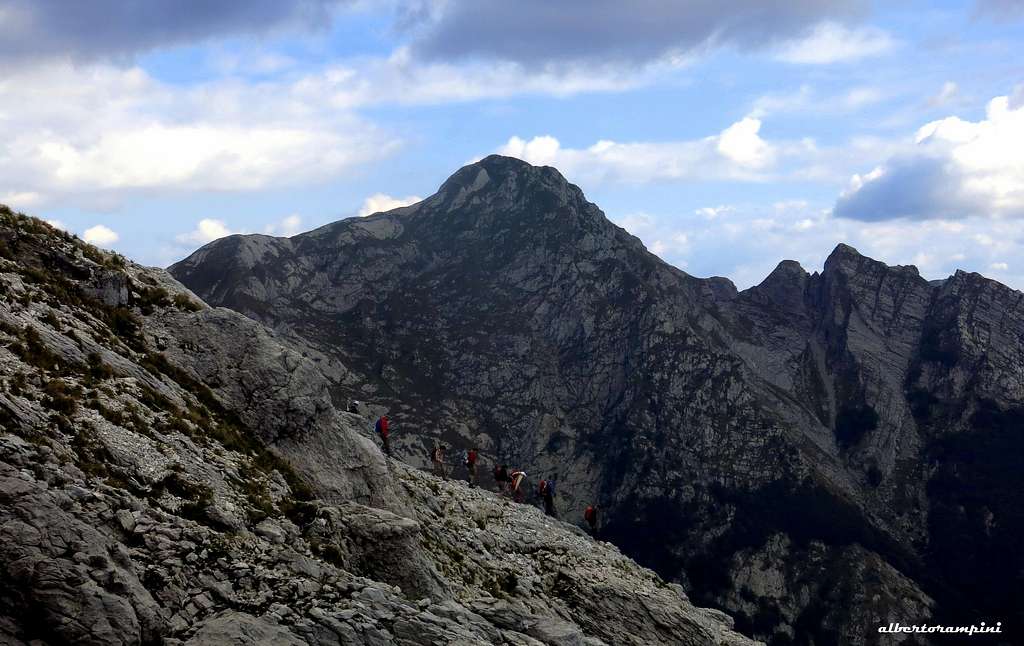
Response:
[[172, 155, 1024, 645]]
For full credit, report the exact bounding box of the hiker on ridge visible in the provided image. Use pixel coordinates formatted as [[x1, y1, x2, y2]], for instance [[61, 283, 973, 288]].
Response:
[[493, 464, 509, 495], [465, 447, 479, 487], [374, 414, 390, 457], [541, 475, 557, 517], [584, 504, 598, 537], [431, 442, 448, 480], [510, 469, 526, 502]]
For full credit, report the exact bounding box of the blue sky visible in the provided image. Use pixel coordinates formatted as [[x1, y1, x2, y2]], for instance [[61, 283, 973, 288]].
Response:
[[3, 0, 1023, 288]]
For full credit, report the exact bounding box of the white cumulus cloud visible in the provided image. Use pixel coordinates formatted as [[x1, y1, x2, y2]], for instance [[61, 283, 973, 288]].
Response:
[[695, 206, 733, 220], [716, 117, 773, 168], [497, 116, 791, 185], [358, 193, 423, 217], [82, 224, 119, 246], [264, 214, 304, 236], [176, 219, 237, 245], [835, 92, 1024, 220], [0, 62, 401, 209], [774, 22, 896, 64]]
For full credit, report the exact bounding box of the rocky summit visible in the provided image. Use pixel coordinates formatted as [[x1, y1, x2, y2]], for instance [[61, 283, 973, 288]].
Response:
[[172, 155, 1024, 645], [0, 207, 758, 645]]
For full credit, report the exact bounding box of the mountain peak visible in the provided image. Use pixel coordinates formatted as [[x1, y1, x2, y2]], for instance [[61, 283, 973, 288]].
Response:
[[822, 242, 876, 277], [477, 153, 537, 171], [472, 154, 558, 178], [432, 155, 579, 210], [746, 259, 809, 309], [823, 242, 927, 283], [439, 155, 544, 190], [768, 259, 808, 279], [826, 243, 863, 262]]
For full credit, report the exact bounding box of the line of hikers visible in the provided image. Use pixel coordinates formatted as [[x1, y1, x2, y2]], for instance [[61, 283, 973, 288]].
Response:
[[374, 414, 600, 535], [492, 464, 557, 515]]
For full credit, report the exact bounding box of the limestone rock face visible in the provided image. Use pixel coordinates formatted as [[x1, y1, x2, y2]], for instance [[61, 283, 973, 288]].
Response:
[[303, 502, 450, 602], [172, 156, 1024, 644], [0, 209, 757, 645], [141, 301, 395, 510], [185, 612, 305, 646], [0, 456, 166, 646], [721, 534, 934, 646]]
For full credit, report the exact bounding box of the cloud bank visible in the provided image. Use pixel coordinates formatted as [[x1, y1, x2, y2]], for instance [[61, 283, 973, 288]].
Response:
[[411, 0, 874, 66], [0, 62, 399, 209], [835, 92, 1024, 220], [0, 0, 352, 64]]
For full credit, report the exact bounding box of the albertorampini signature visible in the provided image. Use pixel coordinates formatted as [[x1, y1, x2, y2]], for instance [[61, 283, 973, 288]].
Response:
[[878, 622, 1003, 636]]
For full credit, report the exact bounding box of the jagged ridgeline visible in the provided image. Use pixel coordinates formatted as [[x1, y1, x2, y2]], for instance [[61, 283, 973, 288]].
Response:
[[0, 205, 757, 645], [172, 156, 1024, 646]]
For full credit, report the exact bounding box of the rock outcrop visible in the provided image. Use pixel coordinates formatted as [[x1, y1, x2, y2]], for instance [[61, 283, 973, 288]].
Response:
[[172, 155, 1024, 644], [0, 207, 757, 645]]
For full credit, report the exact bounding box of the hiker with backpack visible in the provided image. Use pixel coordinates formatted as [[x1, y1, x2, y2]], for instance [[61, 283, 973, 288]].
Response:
[[510, 469, 526, 502], [431, 443, 448, 480], [584, 504, 598, 537], [374, 415, 391, 457], [465, 447, 479, 487], [540, 475, 557, 517]]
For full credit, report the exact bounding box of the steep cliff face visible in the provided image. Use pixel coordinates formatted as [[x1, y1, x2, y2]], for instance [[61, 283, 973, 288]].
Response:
[[728, 247, 1024, 632], [170, 156, 1024, 644], [0, 208, 757, 646]]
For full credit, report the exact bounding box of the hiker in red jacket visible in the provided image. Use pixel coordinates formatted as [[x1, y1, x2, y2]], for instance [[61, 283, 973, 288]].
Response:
[[375, 415, 391, 457], [493, 464, 509, 495], [465, 447, 479, 487], [584, 505, 598, 536]]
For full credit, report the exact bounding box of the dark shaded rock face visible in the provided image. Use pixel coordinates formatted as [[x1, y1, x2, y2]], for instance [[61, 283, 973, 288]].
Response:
[[172, 156, 1024, 645]]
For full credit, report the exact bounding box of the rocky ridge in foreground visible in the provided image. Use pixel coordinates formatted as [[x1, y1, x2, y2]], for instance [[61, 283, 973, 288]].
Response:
[[0, 208, 757, 645]]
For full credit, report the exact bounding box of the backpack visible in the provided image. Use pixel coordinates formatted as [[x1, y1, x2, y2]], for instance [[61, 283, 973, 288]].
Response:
[[584, 506, 595, 522], [467, 450, 477, 465], [538, 480, 548, 496], [375, 417, 388, 437]]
